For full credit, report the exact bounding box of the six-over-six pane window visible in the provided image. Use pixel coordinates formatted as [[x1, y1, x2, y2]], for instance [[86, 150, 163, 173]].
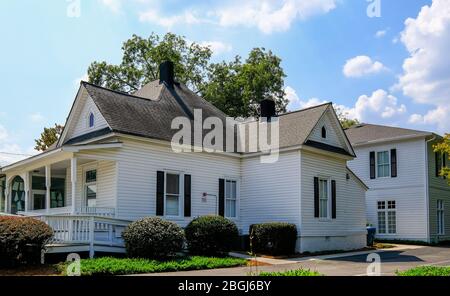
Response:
[[377, 151, 390, 178], [377, 200, 396, 234], [225, 180, 237, 218], [165, 173, 180, 216]]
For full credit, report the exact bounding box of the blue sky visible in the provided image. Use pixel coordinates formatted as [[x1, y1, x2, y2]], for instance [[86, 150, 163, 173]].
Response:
[[0, 0, 449, 165]]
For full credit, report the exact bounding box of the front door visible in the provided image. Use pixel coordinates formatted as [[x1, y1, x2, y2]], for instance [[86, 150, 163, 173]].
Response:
[[84, 169, 97, 207]]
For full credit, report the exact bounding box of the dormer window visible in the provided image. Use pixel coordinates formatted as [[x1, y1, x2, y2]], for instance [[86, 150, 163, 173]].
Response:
[[88, 112, 95, 128], [321, 126, 327, 138]]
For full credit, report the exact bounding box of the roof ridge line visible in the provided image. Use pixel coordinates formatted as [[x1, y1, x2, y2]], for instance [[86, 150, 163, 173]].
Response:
[[81, 80, 161, 101], [279, 102, 332, 117]]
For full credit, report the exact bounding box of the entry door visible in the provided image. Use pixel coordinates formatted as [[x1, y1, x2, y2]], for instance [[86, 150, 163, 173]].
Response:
[[33, 190, 46, 210]]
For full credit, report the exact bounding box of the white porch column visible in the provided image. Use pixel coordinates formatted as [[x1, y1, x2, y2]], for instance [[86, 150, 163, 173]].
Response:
[[4, 178, 9, 213], [24, 172, 30, 212], [71, 157, 77, 214], [45, 165, 51, 213]]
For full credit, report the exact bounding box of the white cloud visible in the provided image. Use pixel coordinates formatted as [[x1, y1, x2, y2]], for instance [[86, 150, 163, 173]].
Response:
[[199, 41, 232, 55], [30, 113, 45, 123], [74, 73, 89, 86], [338, 89, 407, 122], [343, 55, 387, 78], [99, 0, 121, 13], [0, 125, 34, 167], [215, 0, 337, 34], [395, 0, 450, 133], [139, 9, 204, 28], [375, 30, 387, 38], [0, 125, 8, 141], [285, 86, 327, 111]]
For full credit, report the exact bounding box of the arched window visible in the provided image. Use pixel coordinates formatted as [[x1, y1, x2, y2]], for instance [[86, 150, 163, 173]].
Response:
[[321, 126, 327, 138], [88, 112, 95, 128]]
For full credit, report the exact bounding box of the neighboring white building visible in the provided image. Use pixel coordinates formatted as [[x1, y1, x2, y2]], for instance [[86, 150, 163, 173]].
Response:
[[0, 62, 368, 256], [346, 124, 450, 243]]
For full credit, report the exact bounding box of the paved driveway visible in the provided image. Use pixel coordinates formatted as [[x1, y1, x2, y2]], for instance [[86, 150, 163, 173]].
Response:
[[147, 245, 450, 276]]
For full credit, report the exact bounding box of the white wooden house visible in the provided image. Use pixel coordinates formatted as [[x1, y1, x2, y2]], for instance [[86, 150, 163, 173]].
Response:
[[0, 62, 368, 256]]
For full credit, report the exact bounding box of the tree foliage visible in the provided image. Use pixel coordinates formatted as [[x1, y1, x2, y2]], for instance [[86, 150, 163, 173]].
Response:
[[87, 33, 288, 118], [334, 106, 360, 129], [34, 124, 63, 152], [434, 134, 450, 183]]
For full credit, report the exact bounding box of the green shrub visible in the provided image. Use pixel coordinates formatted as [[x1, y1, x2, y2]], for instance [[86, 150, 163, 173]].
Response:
[[185, 216, 239, 256], [0, 216, 53, 267], [60, 256, 247, 276], [396, 266, 450, 276], [122, 217, 184, 259], [250, 222, 297, 256], [259, 268, 322, 276]]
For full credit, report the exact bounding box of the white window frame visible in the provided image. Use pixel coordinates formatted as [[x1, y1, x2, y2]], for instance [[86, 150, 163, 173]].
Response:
[[163, 171, 184, 219], [318, 177, 331, 220], [437, 200, 445, 235], [377, 200, 397, 235], [83, 164, 98, 208], [224, 179, 238, 219], [376, 151, 391, 178]]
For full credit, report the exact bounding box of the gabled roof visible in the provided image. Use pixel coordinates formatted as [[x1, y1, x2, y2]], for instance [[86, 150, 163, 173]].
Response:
[[345, 123, 433, 146], [56, 81, 353, 157]]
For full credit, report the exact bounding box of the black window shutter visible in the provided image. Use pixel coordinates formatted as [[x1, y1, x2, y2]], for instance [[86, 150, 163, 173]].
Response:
[[314, 177, 319, 218], [435, 152, 440, 177], [218, 179, 225, 217], [391, 149, 397, 178], [370, 151, 376, 179], [331, 180, 336, 219], [184, 175, 191, 217], [156, 171, 164, 216]]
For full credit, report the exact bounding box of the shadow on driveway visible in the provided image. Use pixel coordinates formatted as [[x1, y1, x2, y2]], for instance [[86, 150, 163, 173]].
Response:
[[325, 251, 425, 264]]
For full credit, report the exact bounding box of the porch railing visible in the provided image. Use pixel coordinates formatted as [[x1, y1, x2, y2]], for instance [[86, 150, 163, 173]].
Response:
[[18, 207, 116, 218], [39, 215, 131, 257]]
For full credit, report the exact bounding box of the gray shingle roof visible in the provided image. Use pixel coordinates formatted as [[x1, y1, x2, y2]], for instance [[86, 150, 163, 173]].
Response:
[[345, 123, 432, 146], [81, 81, 337, 153]]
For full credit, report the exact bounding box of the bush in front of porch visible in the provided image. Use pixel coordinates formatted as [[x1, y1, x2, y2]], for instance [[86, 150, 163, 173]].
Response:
[[0, 216, 53, 267]]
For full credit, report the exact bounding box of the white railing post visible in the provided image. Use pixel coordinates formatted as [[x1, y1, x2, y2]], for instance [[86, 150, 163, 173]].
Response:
[[89, 216, 95, 258], [71, 158, 77, 214]]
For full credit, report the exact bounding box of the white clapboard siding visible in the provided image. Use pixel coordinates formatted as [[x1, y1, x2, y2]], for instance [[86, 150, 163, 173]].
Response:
[[308, 111, 347, 150], [65, 160, 117, 209], [85, 138, 241, 228], [65, 95, 109, 141], [240, 151, 302, 234], [347, 138, 428, 241], [300, 150, 366, 237]]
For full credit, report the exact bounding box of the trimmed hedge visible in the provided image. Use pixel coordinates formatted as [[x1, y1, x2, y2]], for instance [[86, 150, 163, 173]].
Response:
[[122, 217, 184, 259], [185, 216, 239, 256], [0, 216, 53, 267], [249, 222, 297, 256]]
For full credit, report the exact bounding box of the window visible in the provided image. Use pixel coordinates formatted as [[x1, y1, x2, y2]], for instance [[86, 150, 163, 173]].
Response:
[[85, 170, 97, 207], [88, 112, 95, 128], [0, 176, 5, 212], [165, 173, 180, 216], [436, 152, 447, 178], [377, 200, 396, 234], [437, 200, 445, 235], [377, 151, 390, 178], [225, 180, 237, 218], [319, 179, 329, 219], [321, 126, 327, 138]]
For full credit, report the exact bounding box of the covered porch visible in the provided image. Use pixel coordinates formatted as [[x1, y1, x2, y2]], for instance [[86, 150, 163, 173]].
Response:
[[0, 143, 129, 256]]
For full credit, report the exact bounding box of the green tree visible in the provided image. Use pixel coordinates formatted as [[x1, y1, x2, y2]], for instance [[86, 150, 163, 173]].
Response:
[[434, 134, 450, 184], [88, 33, 212, 93], [34, 124, 64, 152], [203, 48, 287, 118], [334, 106, 360, 129], [87, 33, 288, 118]]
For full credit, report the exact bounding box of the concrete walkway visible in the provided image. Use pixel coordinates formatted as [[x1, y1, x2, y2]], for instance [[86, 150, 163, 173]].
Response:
[[142, 245, 450, 276]]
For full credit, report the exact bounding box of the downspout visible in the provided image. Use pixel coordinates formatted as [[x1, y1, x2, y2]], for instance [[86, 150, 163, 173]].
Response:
[[425, 135, 436, 243]]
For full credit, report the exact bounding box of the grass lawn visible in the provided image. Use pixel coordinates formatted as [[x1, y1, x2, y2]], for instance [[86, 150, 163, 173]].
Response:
[[60, 256, 247, 276], [259, 269, 322, 276], [396, 266, 450, 276]]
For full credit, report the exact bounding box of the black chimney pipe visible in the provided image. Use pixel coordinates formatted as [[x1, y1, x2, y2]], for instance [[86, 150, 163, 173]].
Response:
[[159, 61, 175, 88], [260, 99, 276, 120]]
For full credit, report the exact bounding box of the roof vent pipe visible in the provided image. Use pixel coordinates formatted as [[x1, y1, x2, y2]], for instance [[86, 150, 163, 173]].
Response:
[[159, 61, 175, 88]]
